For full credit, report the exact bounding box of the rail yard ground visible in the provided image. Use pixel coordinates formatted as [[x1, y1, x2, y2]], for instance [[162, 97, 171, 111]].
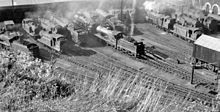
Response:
[[135, 23, 217, 81], [33, 21, 218, 95], [0, 1, 220, 111], [2, 21, 216, 111]]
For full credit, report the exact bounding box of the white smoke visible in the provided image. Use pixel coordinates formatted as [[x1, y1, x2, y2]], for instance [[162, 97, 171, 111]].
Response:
[[143, 1, 157, 11], [143, 0, 185, 13], [130, 0, 136, 36]]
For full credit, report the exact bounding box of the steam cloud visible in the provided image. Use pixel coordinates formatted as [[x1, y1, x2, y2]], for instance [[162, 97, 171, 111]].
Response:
[[25, 1, 100, 22]]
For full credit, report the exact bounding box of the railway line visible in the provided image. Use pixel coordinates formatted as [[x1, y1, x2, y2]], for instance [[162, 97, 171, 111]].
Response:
[[42, 44, 216, 108], [21, 20, 216, 108], [79, 49, 216, 103], [96, 38, 216, 90], [20, 22, 216, 109]]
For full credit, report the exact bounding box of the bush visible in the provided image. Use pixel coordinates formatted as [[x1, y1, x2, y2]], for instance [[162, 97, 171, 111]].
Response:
[[0, 50, 214, 111]]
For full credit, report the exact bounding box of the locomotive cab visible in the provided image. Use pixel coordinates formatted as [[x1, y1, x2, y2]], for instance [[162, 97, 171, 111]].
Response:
[[39, 30, 65, 52], [134, 40, 145, 58], [4, 20, 15, 31], [22, 18, 41, 36], [161, 16, 175, 31]]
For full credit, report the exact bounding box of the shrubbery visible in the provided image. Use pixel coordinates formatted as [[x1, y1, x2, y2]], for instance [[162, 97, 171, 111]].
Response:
[[0, 50, 75, 111], [0, 50, 214, 111]]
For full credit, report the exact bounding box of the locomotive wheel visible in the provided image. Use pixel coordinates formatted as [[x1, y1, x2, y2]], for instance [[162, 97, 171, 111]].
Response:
[[214, 67, 219, 73], [131, 53, 135, 57], [181, 36, 185, 40], [203, 63, 208, 69], [1, 45, 5, 50], [210, 65, 215, 72], [175, 34, 179, 38], [0, 44, 3, 49], [196, 60, 202, 67], [106, 43, 111, 46]]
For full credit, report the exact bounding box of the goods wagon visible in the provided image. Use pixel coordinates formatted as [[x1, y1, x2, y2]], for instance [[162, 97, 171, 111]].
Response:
[[193, 34, 220, 72]]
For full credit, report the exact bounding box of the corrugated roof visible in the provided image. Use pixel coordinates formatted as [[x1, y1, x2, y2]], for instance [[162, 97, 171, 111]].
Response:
[[194, 34, 220, 52]]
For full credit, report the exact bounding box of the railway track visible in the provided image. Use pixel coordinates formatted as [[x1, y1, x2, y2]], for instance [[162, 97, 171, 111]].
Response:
[[77, 51, 216, 104], [43, 46, 216, 108], [138, 24, 193, 63], [25, 28, 216, 108], [99, 42, 217, 92], [56, 55, 215, 108]]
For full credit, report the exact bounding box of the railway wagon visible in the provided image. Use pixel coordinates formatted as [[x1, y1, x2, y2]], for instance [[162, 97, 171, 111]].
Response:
[[193, 34, 220, 73]]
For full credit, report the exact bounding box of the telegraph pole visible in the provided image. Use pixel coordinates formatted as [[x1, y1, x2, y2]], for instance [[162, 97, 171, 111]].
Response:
[[191, 63, 195, 84]]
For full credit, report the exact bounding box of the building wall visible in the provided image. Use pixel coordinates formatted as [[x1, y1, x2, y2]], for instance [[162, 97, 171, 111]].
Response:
[[195, 0, 220, 14]]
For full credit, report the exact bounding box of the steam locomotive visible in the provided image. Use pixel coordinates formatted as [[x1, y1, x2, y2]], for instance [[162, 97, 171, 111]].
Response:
[[145, 11, 204, 43], [0, 20, 39, 57], [22, 18, 66, 52], [95, 25, 168, 61], [146, 10, 220, 73]]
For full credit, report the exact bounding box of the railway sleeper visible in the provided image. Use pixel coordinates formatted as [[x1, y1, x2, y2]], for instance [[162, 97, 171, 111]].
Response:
[[61, 43, 216, 106]]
